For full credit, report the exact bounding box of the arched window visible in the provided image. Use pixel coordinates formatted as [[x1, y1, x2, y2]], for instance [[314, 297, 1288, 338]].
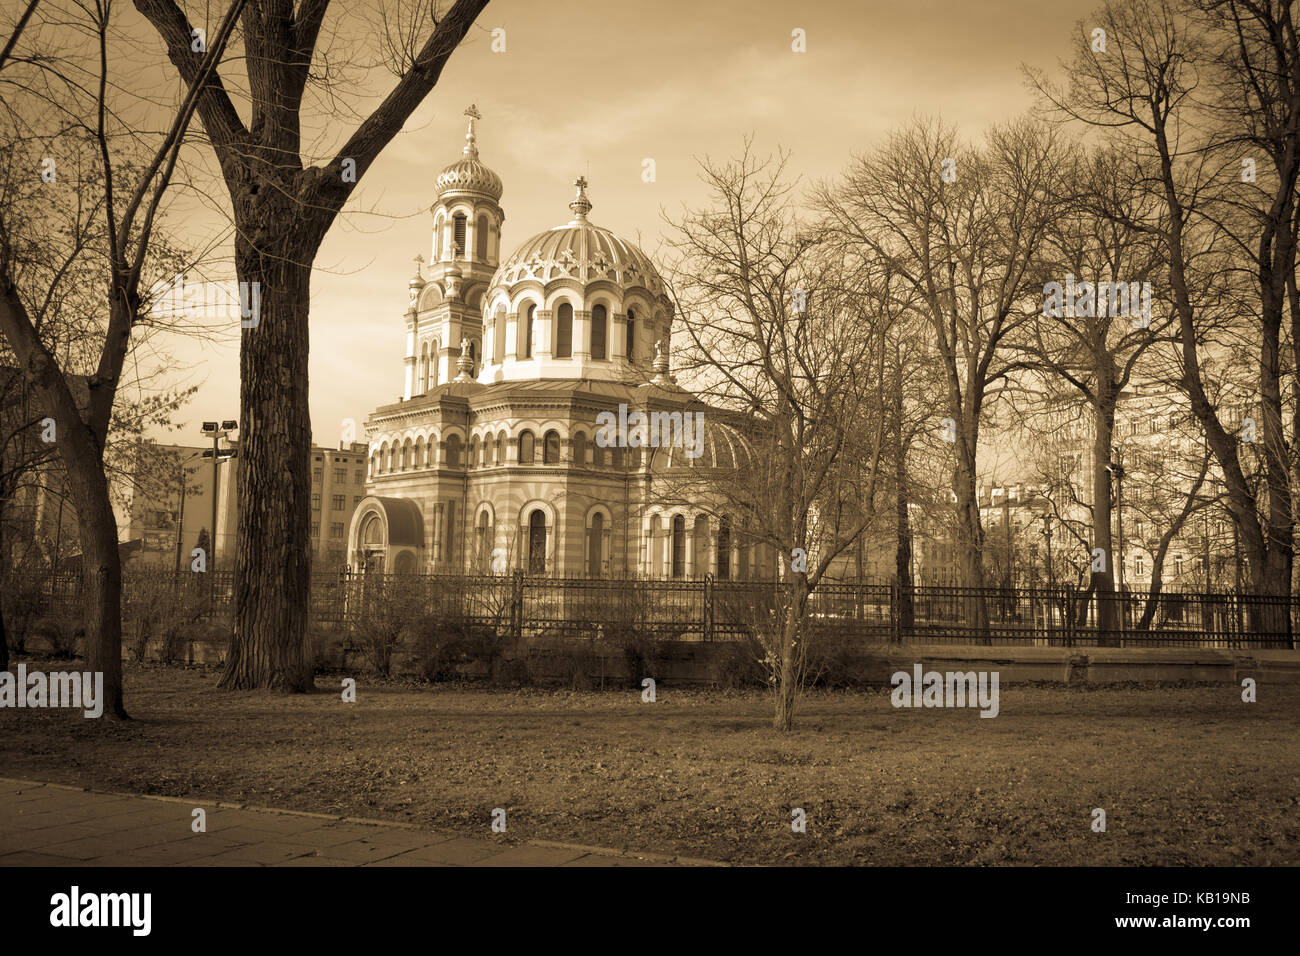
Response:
[[420, 342, 429, 393], [475, 214, 488, 261], [521, 303, 535, 359], [453, 214, 466, 257], [414, 437, 426, 469], [648, 515, 663, 576], [591, 304, 607, 360], [717, 517, 732, 580], [693, 515, 710, 579], [671, 515, 686, 579], [556, 302, 573, 358], [401, 439, 411, 470], [469, 437, 479, 468], [387, 444, 397, 471], [477, 510, 491, 571], [626, 308, 636, 361], [528, 509, 547, 574], [543, 430, 561, 464], [494, 307, 506, 363], [518, 430, 535, 465], [496, 431, 506, 464], [430, 340, 440, 388], [572, 432, 587, 466], [588, 512, 605, 577], [445, 434, 462, 468], [483, 436, 493, 467], [593, 443, 606, 468]]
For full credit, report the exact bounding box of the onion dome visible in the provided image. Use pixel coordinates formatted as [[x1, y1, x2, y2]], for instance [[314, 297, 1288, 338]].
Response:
[[435, 104, 503, 202]]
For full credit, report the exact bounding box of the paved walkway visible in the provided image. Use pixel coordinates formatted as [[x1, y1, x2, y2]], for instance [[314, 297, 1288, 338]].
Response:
[[0, 778, 714, 867]]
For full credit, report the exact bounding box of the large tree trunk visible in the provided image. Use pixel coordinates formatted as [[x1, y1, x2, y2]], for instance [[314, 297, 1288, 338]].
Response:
[[953, 436, 989, 640], [772, 577, 809, 731], [1092, 385, 1119, 646], [61, 454, 126, 717], [218, 242, 318, 692]]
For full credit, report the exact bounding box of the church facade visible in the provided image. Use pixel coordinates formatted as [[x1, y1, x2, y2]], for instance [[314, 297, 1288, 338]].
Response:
[[347, 107, 770, 580]]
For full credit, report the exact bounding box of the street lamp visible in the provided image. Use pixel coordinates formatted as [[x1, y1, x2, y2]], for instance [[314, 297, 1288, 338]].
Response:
[[199, 421, 237, 606]]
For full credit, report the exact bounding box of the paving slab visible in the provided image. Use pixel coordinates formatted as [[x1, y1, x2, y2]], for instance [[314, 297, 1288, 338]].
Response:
[[0, 777, 712, 868]]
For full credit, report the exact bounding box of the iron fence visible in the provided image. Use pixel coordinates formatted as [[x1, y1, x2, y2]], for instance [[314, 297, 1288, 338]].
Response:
[[6, 569, 1296, 649]]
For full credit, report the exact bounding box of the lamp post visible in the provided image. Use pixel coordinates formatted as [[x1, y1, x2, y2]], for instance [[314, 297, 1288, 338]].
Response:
[[173, 451, 204, 576], [200, 420, 238, 606]]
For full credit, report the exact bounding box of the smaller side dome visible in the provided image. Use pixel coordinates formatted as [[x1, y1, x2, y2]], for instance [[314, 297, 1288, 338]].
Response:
[[435, 104, 503, 203]]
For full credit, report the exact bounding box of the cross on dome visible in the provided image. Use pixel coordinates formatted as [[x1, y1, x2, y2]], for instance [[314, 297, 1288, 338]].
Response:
[[569, 175, 592, 220], [464, 104, 481, 157]]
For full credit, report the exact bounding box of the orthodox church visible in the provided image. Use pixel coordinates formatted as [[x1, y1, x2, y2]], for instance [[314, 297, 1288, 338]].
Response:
[[347, 106, 767, 579]]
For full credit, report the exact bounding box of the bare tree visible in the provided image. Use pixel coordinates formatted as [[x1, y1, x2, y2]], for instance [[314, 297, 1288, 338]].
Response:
[[1029, 0, 1300, 599], [819, 117, 1063, 631], [0, 0, 244, 715], [132, 0, 489, 691], [667, 145, 894, 730]]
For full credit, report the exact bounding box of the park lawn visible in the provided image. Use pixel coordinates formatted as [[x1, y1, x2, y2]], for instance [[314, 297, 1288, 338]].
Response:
[[1, 660, 1296, 865]]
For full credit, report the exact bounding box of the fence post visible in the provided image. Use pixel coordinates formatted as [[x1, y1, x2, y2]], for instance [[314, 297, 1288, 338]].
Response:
[[890, 580, 901, 645], [510, 568, 524, 640], [703, 572, 714, 642]]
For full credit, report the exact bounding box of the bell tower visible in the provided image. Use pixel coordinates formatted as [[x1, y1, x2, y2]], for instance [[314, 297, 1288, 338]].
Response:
[[403, 105, 504, 399]]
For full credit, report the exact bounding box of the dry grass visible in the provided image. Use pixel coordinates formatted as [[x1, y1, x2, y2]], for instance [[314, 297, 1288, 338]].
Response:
[[2, 660, 1297, 865]]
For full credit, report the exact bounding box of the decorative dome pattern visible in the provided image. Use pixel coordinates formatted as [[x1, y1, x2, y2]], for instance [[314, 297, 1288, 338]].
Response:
[[435, 105, 503, 202], [490, 179, 665, 296]]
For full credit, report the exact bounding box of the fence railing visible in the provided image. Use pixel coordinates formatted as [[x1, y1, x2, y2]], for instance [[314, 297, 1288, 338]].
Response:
[[7, 569, 1296, 649]]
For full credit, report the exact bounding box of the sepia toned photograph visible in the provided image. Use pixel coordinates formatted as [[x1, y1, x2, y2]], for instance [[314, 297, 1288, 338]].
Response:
[[0, 0, 1293, 936]]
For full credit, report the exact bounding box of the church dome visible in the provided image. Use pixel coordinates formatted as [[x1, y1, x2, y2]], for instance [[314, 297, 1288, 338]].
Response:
[[489, 179, 665, 297], [435, 105, 503, 203]]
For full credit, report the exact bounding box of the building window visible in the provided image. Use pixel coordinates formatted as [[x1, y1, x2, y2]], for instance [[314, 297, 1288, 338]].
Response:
[[543, 430, 561, 465], [496, 433, 505, 464], [591, 304, 607, 359], [354, 496, 363, 507], [717, 517, 731, 580], [332, 494, 345, 511], [1175, 554, 1184, 575], [1135, 555, 1146, 576], [587, 512, 605, 577], [556, 302, 573, 358], [330, 522, 344, 539], [519, 431, 535, 465], [475, 214, 488, 261], [311, 521, 320, 537], [453, 214, 466, 257], [333, 468, 346, 484], [469, 437, 479, 468], [626, 308, 636, 361], [312, 467, 322, 484], [573, 432, 587, 466], [528, 509, 547, 574], [521, 303, 534, 359], [671, 515, 686, 579], [494, 307, 506, 364], [354, 470, 364, 485], [445, 435, 462, 468], [311, 493, 321, 511], [477, 511, 491, 571]]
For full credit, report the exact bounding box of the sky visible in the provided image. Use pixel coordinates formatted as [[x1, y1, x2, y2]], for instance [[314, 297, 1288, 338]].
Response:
[[131, 0, 1100, 449]]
